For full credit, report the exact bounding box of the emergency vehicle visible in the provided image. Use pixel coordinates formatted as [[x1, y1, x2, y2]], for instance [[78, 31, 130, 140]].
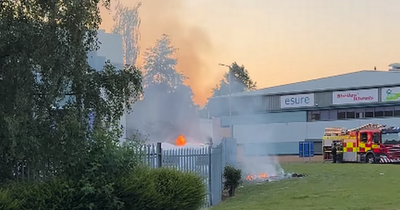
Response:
[[322, 123, 400, 164]]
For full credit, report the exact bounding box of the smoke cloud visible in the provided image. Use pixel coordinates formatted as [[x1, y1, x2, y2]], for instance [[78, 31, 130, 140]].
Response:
[[100, 0, 215, 105], [209, 89, 284, 178]]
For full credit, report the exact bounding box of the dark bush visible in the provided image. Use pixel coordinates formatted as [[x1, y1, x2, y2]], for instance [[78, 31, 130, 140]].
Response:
[[114, 166, 162, 210], [223, 165, 242, 197], [0, 189, 21, 210], [2, 166, 207, 210], [3, 179, 75, 210], [3, 178, 123, 210], [151, 167, 207, 210]]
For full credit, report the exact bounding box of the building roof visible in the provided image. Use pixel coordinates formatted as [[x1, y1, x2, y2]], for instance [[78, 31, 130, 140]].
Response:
[[213, 70, 400, 98]]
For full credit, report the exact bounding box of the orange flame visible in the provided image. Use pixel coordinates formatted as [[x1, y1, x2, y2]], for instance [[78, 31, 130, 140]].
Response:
[[246, 173, 268, 181], [260, 173, 267, 179], [246, 175, 252, 181], [175, 135, 186, 147]]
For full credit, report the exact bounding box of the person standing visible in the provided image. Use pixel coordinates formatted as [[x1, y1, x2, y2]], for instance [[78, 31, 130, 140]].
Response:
[[332, 143, 337, 163]]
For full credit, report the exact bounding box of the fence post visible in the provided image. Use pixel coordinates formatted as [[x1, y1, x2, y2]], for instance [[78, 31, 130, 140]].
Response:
[[157, 142, 162, 168], [208, 145, 212, 206]]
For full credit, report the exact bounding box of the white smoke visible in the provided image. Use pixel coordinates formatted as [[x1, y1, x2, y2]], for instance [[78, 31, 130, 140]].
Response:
[[124, 35, 211, 146], [209, 85, 284, 178]]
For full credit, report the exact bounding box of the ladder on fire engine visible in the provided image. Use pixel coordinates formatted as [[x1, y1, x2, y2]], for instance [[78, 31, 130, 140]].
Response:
[[324, 127, 347, 136], [347, 123, 384, 132], [323, 124, 384, 140]]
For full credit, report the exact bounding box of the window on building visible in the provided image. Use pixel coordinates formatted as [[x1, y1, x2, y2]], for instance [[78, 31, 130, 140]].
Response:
[[360, 133, 368, 143], [309, 111, 320, 121], [307, 111, 312, 121], [305, 106, 400, 122], [365, 108, 374, 118], [320, 110, 329, 121], [346, 109, 355, 119], [337, 110, 346, 119], [355, 108, 365, 118], [384, 107, 394, 117], [374, 107, 384, 117], [395, 106, 400, 117], [329, 110, 337, 120]]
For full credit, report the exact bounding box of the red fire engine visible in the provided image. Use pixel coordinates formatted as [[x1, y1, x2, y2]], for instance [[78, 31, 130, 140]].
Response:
[[322, 124, 400, 163]]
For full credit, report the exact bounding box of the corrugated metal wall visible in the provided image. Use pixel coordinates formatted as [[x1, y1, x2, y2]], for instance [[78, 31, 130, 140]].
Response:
[[314, 92, 332, 107], [210, 87, 397, 116], [266, 95, 281, 110], [220, 111, 307, 127]]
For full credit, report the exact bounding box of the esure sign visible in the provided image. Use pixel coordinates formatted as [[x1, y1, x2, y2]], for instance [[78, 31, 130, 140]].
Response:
[[332, 89, 378, 105], [280, 93, 315, 109]]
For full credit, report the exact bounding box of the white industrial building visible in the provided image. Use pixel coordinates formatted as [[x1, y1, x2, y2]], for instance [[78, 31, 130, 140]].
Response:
[[208, 64, 400, 155]]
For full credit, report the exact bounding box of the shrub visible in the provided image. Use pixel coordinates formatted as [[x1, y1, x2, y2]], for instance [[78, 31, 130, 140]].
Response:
[[0, 189, 21, 210], [3, 167, 206, 210], [151, 167, 207, 210], [114, 166, 162, 210], [223, 165, 242, 197], [4, 178, 124, 210]]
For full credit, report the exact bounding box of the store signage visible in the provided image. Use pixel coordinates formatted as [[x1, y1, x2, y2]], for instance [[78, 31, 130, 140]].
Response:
[[381, 87, 400, 102], [280, 93, 314, 109], [332, 89, 378, 105]]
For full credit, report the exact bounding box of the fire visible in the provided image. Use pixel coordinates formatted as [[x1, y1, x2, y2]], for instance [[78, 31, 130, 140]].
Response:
[[246, 173, 268, 181], [246, 175, 253, 181], [175, 135, 186, 147]]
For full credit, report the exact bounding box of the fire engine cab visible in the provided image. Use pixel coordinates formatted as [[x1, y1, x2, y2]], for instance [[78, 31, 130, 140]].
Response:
[[322, 124, 400, 164]]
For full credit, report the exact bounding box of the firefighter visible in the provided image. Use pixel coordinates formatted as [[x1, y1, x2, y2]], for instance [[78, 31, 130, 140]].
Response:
[[332, 142, 337, 163]]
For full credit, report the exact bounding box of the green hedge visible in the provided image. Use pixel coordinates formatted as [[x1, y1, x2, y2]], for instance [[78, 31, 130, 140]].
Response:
[[151, 168, 207, 210], [0, 167, 206, 210], [0, 189, 21, 210]]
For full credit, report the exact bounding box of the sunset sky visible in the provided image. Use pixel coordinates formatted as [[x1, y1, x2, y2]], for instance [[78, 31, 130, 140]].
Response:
[[100, 0, 400, 106]]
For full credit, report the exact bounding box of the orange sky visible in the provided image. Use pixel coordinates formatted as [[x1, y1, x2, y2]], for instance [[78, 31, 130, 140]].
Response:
[[100, 0, 400, 106]]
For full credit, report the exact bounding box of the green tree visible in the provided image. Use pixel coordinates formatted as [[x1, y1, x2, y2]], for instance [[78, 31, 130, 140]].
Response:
[[143, 34, 186, 90], [212, 62, 256, 97], [112, 0, 141, 65], [0, 0, 142, 182], [129, 34, 199, 143], [199, 62, 256, 118]]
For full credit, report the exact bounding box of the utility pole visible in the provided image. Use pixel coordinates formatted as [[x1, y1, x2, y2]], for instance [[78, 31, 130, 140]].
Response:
[[218, 63, 234, 139]]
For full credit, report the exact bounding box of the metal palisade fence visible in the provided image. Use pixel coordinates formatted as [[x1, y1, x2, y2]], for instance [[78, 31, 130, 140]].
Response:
[[138, 141, 229, 208]]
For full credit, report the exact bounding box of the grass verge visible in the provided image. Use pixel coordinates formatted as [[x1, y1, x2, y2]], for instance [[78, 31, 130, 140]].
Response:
[[212, 163, 400, 210]]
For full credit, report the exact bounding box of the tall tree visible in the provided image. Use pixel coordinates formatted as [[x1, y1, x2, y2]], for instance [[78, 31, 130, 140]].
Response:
[[143, 34, 186, 90], [112, 0, 141, 65], [212, 62, 257, 97], [0, 0, 142, 182], [199, 62, 256, 118], [129, 34, 201, 144]]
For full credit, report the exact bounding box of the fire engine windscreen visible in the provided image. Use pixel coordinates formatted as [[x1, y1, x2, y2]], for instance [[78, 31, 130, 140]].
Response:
[[382, 132, 400, 144]]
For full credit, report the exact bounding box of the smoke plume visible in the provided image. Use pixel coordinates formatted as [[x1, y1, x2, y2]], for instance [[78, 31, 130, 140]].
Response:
[[209, 88, 284, 177], [100, 0, 215, 105]]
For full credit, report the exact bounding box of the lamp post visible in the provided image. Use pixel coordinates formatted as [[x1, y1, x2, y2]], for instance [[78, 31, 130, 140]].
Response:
[[218, 63, 234, 138]]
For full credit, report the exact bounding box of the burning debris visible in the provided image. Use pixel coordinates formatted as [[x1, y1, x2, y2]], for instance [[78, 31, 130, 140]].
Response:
[[175, 134, 186, 146], [245, 172, 305, 182]]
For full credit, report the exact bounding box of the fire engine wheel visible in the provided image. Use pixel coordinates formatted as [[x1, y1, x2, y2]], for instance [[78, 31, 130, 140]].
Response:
[[366, 153, 375, 164]]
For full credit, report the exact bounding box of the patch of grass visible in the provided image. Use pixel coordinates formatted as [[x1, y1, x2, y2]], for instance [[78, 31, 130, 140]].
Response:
[[212, 163, 400, 210]]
